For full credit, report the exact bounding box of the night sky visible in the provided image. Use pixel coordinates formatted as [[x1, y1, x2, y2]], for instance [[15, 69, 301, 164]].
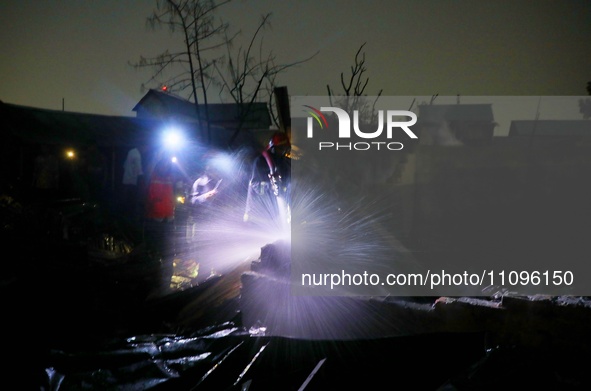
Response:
[[1, 0, 590, 117]]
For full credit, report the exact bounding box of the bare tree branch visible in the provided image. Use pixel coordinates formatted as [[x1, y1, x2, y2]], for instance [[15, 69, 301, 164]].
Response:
[[329, 42, 381, 124], [130, 0, 233, 144], [131, 2, 316, 148], [211, 12, 317, 147]]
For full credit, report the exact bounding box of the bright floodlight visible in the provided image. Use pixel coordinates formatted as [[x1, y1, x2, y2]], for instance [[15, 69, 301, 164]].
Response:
[[162, 127, 184, 150]]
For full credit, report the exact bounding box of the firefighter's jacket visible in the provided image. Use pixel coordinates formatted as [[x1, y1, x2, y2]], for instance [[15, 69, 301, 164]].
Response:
[[145, 173, 175, 221]]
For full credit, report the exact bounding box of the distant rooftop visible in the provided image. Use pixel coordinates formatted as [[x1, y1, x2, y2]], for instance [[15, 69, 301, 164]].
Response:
[[417, 104, 495, 123], [509, 120, 591, 137], [132, 89, 272, 130], [1, 101, 165, 147]]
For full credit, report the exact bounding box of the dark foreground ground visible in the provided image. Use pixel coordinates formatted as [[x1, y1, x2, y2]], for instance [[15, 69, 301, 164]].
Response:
[[3, 194, 591, 390]]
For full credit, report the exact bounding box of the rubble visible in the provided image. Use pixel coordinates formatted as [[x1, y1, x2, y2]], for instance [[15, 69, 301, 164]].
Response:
[[4, 195, 591, 389]]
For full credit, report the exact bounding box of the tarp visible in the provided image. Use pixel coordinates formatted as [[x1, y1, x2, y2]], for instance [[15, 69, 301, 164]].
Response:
[[3, 173, 591, 390], [42, 324, 487, 390]]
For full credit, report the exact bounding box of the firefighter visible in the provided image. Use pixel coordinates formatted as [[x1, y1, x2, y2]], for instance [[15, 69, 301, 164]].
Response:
[[244, 131, 291, 224], [190, 164, 221, 206], [184, 163, 222, 245], [144, 155, 177, 295]]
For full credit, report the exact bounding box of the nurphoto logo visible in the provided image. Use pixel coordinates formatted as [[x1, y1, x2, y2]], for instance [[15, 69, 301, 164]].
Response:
[[304, 105, 418, 151]]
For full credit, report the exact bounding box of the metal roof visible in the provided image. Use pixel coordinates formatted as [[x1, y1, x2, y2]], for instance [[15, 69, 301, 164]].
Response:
[[1, 101, 169, 147], [132, 89, 272, 129], [1, 100, 262, 153]]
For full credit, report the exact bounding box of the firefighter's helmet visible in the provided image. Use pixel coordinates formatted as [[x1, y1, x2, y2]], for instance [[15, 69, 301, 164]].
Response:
[[268, 131, 290, 150]]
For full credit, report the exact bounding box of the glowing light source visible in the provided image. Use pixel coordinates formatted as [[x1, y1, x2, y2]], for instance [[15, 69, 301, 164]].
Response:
[[162, 127, 185, 151]]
